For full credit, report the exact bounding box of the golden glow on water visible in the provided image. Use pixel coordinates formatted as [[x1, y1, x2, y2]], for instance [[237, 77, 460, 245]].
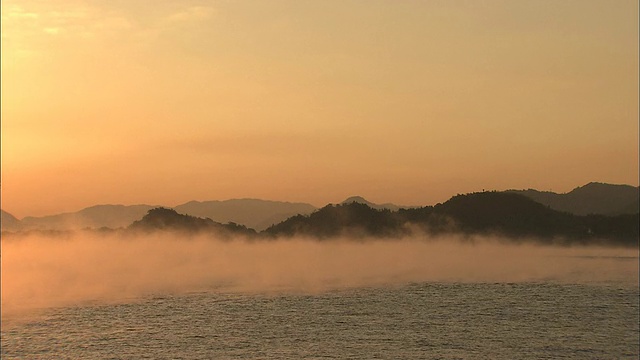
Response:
[[2, 233, 638, 320]]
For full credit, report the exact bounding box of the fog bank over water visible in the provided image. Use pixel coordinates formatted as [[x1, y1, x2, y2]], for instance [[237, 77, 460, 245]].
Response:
[[2, 232, 638, 322]]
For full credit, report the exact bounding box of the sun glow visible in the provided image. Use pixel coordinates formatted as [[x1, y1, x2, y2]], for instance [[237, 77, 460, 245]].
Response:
[[1, 0, 638, 217]]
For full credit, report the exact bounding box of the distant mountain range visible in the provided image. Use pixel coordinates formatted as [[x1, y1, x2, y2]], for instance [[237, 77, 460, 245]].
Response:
[[1, 183, 638, 243], [174, 199, 317, 231], [17, 204, 157, 231], [1, 199, 319, 232], [54, 191, 635, 247], [340, 196, 402, 211]]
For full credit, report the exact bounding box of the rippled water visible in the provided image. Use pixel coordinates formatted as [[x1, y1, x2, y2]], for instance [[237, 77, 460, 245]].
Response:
[[2, 281, 638, 359]]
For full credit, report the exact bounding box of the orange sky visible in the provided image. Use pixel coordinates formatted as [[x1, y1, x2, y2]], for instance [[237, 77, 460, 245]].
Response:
[[1, 0, 638, 218]]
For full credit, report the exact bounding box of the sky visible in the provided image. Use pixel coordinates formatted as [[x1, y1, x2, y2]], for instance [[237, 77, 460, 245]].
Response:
[[1, 0, 638, 218]]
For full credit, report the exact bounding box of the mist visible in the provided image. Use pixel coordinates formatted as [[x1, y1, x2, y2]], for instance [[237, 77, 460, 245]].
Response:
[[2, 231, 638, 325]]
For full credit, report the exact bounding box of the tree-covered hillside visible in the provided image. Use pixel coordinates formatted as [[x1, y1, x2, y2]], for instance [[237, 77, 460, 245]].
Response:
[[264, 192, 638, 246], [128, 207, 256, 237]]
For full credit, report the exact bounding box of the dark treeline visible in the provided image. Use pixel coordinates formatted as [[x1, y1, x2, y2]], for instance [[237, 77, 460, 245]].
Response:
[[127, 207, 256, 237], [121, 192, 638, 246], [4, 192, 637, 247], [263, 192, 638, 246]]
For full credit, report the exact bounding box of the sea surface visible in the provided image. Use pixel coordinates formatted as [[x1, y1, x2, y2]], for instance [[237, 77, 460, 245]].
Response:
[[2, 280, 638, 359]]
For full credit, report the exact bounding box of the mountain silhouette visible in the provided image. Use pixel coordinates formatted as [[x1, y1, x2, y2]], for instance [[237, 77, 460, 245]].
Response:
[[128, 207, 255, 236], [1, 210, 22, 232], [264, 202, 405, 238], [174, 199, 317, 231], [508, 182, 639, 216], [4, 183, 638, 246], [340, 196, 401, 211], [265, 192, 638, 246], [430, 192, 578, 239], [19, 204, 157, 231], [12, 199, 316, 232]]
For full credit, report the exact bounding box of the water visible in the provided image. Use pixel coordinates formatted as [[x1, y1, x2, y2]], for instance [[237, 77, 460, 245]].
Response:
[[2, 281, 638, 359]]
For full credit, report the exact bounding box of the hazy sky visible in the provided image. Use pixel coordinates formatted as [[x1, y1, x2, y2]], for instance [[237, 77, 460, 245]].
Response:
[[2, 0, 638, 218]]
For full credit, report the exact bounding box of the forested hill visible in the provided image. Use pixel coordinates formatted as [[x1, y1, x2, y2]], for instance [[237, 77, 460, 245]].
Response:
[[128, 207, 256, 237], [264, 192, 638, 246], [508, 182, 639, 216], [7, 193, 636, 247]]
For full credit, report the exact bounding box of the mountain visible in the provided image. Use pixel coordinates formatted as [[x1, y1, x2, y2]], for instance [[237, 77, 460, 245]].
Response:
[[174, 199, 317, 231], [8, 199, 317, 232], [20, 204, 156, 230], [508, 182, 639, 216], [431, 192, 578, 238], [5, 183, 638, 243], [264, 202, 405, 238], [265, 192, 638, 246], [430, 192, 638, 245], [1, 210, 22, 232], [340, 196, 401, 211], [128, 207, 255, 236]]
